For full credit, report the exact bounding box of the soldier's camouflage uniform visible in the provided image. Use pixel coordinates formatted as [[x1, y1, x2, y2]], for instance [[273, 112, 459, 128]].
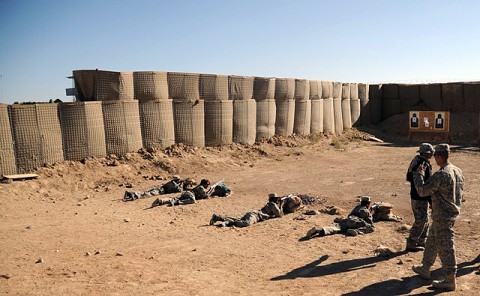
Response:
[[124, 179, 183, 201], [319, 204, 375, 236], [406, 155, 432, 247], [166, 184, 210, 206], [212, 201, 283, 227], [414, 162, 465, 275]]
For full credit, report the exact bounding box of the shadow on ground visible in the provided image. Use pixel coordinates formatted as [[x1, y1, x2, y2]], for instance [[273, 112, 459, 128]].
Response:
[[271, 253, 480, 295]]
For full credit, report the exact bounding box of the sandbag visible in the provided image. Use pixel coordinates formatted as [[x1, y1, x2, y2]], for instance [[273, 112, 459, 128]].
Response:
[[358, 83, 371, 126], [323, 97, 335, 134], [253, 77, 275, 101], [229, 75, 254, 100], [133, 71, 169, 101], [10, 104, 64, 173], [419, 83, 442, 111], [310, 99, 324, 133], [204, 100, 233, 146], [274, 78, 295, 101], [309, 80, 322, 100], [59, 102, 106, 161], [167, 72, 200, 101], [0, 104, 16, 175], [293, 100, 311, 135], [275, 100, 295, 136], [139, 100, 175, 149], [199, 74, 229, 101], [102, 101, 143, 155], [294, 79, 310, 101], [442, 83, 464, 112], [233, 99, 256, 144], [341, 84, 352, 130], [173, 100, 205, 147], [256, 99, 276, 141]]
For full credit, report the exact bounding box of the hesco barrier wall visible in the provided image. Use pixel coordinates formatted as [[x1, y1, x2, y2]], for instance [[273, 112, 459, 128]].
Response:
[[256, 99, 276, 141], [233, 99, 256, 144], [10, 104, 64, 173], [275, 100, 295, 136], [173, 100, 205, 147], [229, 76, 254, 100], [205, 100, 233, 146], [168, 72, 200, 101], [341, 83, 352, 130], [59, 102, 106, 161], [133, 71, 169, 101], [0, 104, 16, 175], [294, 100, 311, 135], [2, 69, 479, 174], [253, 77, 275, 101], [199, 74, 229, 101], [139, 100, 175, 149], [102, 101, 143, 156]]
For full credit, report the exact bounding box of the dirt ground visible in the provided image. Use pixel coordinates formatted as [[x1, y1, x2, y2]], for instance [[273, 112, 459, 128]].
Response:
[[1, 130, 479, 295]]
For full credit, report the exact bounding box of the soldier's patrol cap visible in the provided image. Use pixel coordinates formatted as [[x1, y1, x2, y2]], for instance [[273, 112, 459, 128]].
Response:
[[360, 196, 372, 203], [172, 175, 181, 181], [434, 143, 450, 155], [417, 143, 434, 154]]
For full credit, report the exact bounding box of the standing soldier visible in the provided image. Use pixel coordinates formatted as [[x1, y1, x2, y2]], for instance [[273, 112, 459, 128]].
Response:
[[412, 144, 465, 291], [406, 143, 434, 252]]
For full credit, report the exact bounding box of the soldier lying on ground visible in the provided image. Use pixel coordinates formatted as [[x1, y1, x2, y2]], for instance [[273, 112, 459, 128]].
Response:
[[209, 193, 302, 227], [306, 196, 375, 238], [151, 179, 213, 207], [123, 175, 187, 201]]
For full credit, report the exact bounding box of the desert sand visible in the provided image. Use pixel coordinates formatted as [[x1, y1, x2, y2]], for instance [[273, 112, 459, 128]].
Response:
[[1, 130, 479, 295]]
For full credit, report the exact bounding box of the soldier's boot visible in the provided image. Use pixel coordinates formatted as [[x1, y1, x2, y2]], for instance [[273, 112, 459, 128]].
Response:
[[123, 191, 136, 202], [412, 265, 431, 280], [151, 198, 170, 207], [406, 238, 425, 252], [432, 274, 456, 291], [346, 229, 358, 236], [307, 227, 325, 239]]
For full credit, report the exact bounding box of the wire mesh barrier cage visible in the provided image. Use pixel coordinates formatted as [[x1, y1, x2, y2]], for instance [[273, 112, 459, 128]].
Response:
[[253, 77, 276, 101], [138, 100, 175, 149], [102, 101, 143, 156], [133, 71, 169, 101], [0, 104, 17, 175], [168, 72, 200, 102], [59, 102, 106, 161], [275, 99, 295, 136], [199, 74, 229, 101], [294, 100, 312, 135], [228, 76, 254, 100], [256, 99, 276, 141], [173, 100, 205, 147], [10, 104, 64, 173], [233, 99, 256, 144], [204, 100, 233, 146]]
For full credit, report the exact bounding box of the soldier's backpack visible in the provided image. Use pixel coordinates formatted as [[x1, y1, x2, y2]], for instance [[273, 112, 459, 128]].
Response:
[[211, 182, 231, 197], [371, 202, 401, 222]]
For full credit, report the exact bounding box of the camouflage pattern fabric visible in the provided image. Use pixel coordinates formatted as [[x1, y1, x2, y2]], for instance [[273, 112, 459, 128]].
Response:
[[414, 161, 465, 275], [407, 199, 429, 245], [162, 180, 183, 194], [422, 219, 457, 275], [213, 201, 283, 227], [170, 191, 196, 206], [191, 185, 209, 200], [319, 204, 375, 236], [414, 162, 461, 221], [349, 204, 374, 225]]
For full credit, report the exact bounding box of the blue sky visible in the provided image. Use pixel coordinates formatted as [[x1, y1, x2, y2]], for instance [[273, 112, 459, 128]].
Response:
[[0, 0, 479, 103]]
